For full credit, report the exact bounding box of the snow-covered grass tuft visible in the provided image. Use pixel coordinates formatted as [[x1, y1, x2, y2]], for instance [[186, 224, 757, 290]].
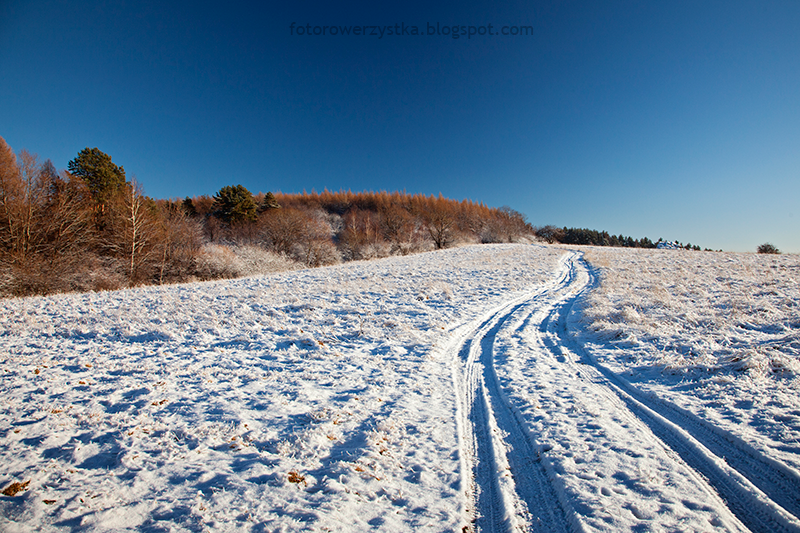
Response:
[[194, 243, 301, 280], [577, 248, 800, 379], [231, 244, 302, 277]]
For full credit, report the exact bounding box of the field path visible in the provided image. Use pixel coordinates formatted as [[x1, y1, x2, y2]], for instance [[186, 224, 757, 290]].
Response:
[[450, 251, 800, 532]]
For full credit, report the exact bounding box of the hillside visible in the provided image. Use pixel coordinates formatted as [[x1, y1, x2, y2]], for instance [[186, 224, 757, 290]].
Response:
[[0, 138, 533, 298], [2, 244, 798, 531]]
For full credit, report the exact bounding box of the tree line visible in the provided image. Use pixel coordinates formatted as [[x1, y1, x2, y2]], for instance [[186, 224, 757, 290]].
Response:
[[0, 139, 533, 297], [535, 225, 709, 251]]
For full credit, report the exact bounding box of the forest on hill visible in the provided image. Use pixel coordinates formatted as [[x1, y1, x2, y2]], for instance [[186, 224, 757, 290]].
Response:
[[535, 225, 708, 251], [1, 139, 698, 297], [0, 140, 534, 297]]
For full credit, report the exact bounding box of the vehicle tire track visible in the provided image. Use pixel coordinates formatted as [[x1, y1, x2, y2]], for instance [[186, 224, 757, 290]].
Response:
[[548, 253, 800, 532], [451, 255, 580, 532], [452, 250, 800, 532]]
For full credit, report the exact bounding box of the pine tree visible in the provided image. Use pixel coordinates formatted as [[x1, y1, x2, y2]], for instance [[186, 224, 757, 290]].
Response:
[[213, 184, 257, 225], [258, 191, 280, 212], [67, 147, 126, 205], [182, 196, 197, 216]]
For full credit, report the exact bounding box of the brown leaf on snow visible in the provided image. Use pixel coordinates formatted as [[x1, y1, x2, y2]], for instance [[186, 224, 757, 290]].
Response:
[[287, 471, 306, 485], [2, 480, 30, 497]]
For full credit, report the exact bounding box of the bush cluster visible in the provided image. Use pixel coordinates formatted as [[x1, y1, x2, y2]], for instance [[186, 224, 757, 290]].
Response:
[[757, 243, 780, 254]]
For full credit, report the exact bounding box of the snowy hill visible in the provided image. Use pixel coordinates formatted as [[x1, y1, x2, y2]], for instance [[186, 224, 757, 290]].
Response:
[[1, 244, 799, 532]]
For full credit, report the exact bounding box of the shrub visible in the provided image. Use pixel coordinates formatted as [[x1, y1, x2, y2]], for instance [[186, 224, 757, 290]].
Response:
[[259, 208, 340, 266], [193, 243, 300, 280], [194, 243, 243, 279], [231, 245, 300, 276], [757, 243, 780, 254]]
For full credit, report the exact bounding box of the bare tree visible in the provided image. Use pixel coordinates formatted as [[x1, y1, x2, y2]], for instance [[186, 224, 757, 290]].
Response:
[[536, 225, 563, 244], [421, 197, 456, 250], [495, 206, 531, 243], [379, 202, 421, 255], [102, 178, 160, 285], [42, 173, 95, 289], [0, 148, 44, 262], [339, 208, 386, 260], [259, 208, 339, 266], [0, 140, 98, 295], [259, 208, 304, 257], [156, 208, 203, 284]]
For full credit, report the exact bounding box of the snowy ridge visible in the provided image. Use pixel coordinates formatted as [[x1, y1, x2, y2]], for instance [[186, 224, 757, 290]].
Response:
[[449, 251, 797, 531], [448, 250, 795, 531], [448, 254, 579, 532], [491, 253, 747, 531], [0, 244, 565, 532]]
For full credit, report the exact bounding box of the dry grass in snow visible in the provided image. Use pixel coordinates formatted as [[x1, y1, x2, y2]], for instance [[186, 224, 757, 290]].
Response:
[[573, 246, 800, 471], [577, 248, 800, 377]]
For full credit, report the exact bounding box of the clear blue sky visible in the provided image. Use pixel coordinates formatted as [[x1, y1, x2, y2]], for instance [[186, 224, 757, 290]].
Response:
[[1, 0, 798, 252]]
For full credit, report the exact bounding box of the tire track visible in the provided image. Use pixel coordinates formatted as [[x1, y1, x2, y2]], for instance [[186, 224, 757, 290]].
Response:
[[550, 254, 800, 532], [451, 255, 579, 532], [452, 250, 800, 532]]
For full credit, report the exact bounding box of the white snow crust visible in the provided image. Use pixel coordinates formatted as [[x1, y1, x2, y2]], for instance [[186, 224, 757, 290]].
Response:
[[1, 244, 799, 532], [0, 245, 562, 532]]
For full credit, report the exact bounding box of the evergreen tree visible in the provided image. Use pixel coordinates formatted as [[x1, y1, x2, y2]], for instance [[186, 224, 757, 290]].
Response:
[[258, 191, 280, 213], [182, 196, 197, 216], [213, 184, 257, 225], [67, 147, 126, 205]]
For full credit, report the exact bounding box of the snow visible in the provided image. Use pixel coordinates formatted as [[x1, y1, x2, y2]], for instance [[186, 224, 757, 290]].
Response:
[[1, 243, 799, 532], [0, 245, 563, 532], [574, 247, 800, 473]]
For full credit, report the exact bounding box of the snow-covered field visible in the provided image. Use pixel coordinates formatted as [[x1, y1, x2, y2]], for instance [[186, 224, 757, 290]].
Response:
[[575, 247, 800, 473], [1, 244, 799, 532]]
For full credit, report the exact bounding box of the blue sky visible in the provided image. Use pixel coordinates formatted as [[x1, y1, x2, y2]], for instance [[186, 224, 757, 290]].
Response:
[[1, 0, 798, 252]]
